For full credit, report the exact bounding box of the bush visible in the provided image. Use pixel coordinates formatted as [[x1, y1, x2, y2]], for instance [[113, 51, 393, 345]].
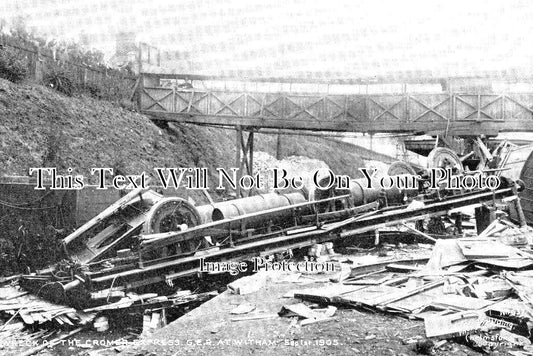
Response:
[[0, 47, 28, 83], [85, 82, 102, 99], [43, 69, 73, 96]]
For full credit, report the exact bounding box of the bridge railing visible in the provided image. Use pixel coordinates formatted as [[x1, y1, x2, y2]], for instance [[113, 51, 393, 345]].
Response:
[[138, 75, 533, 134]]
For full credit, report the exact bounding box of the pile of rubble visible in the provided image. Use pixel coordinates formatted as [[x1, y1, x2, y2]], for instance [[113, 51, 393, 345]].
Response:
[[252, 151, 392, 194], [0, 285, 217, 355], [176, 214, 533, 355], [279, 219, 533, 354], [0, 286, 95, 355], [252, 151, 329, 193]]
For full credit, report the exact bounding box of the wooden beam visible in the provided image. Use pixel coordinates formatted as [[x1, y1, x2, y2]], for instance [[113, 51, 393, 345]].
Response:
[[144, 110, 533, 134], [139, 72, 533, 85]]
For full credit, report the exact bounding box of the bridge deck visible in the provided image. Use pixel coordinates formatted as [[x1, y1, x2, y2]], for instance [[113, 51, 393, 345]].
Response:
[[139, 76, 533, 135]]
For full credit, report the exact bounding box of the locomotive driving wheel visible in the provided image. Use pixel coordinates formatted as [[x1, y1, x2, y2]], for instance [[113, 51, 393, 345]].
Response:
[[143, 197, 204, 257], [143, 197, 201, 234], [387, 161, 417, 176], [427, 147, 463, 173]]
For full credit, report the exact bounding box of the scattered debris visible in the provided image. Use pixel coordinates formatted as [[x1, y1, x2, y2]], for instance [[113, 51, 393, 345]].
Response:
[[283, 219, 533, 354], [230, 303, 256, 315], [1, 139, 532, 355], [93, 316, 109, 332], [279, 302, 337, 326], [230, 313, 279, 322], [228, 273, 268, 295], [0, 285, 96, 327]]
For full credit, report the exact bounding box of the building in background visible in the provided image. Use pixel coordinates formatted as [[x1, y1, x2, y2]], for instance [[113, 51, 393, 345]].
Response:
[[108, 31, 138, 72]]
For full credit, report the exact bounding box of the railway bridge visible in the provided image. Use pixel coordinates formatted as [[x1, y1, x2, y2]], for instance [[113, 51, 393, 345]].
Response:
[[138, 73, 533, 135], [135, 72, 533, 196]]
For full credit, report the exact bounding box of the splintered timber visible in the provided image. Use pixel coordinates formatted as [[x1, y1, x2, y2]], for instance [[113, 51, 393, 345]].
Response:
[[28, 167, 501, 191]]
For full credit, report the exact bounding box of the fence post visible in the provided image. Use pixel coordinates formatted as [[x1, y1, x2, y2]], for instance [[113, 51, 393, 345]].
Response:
[[137, 43, 143, 74], [137, 73, 144, 112], [33, 46, 43, 82], [147, 45, 150, 65]]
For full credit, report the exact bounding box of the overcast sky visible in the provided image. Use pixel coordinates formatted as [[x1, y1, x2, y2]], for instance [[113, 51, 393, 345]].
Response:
[[1, 0, 532, 77]]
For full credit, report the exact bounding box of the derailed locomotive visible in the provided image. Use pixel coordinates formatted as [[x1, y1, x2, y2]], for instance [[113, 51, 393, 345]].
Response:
[[19, 166, 524, 308]]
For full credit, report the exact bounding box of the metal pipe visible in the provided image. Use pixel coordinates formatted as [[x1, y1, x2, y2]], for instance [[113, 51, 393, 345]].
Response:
[[313, 177, 407, 209], [211, 192, 306, 222]]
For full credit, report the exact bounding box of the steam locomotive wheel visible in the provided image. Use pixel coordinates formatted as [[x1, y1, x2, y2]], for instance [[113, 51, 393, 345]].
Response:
[[143, 197, 202, 234], [143, 198, 203, 256], [427, 147, 463, 172], [387, 161, 417, 176]]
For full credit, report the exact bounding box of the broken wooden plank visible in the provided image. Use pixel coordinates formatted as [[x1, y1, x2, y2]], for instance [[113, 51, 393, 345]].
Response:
[[386, 264, 423, 273], [0, 307, 23, 331], [401, 222, 437, 242], [345, 274, 394, 286], [430, 294, 495, 311], [279, 303, 323, 319], [57, 315, 74, 326], [19, 311, 34, 325], [83, 299, 135, 312], [3, 291, 29, 300], [477, 219, 501, 239], [337, 285, 401, 307], [343, 268, 388, 284], [347, 258, 429, 278], [231, 313, 279, 322], [294, 285, 368, 304], [457, 239, 522, 259], [30, 312, 45, 324], [0, 321, 24, 332], [386, 290, 440, 315], [377, 279, 446, 309], [424, 311, 487, 339], [473, 258, 533, 270]]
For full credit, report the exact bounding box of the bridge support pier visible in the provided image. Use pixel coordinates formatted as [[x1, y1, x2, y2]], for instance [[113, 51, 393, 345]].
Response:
[[235, 126, 255, 198]]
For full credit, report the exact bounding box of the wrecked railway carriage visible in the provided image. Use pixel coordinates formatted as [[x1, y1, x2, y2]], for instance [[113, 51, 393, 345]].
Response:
[[15, 158, 526, 309]]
